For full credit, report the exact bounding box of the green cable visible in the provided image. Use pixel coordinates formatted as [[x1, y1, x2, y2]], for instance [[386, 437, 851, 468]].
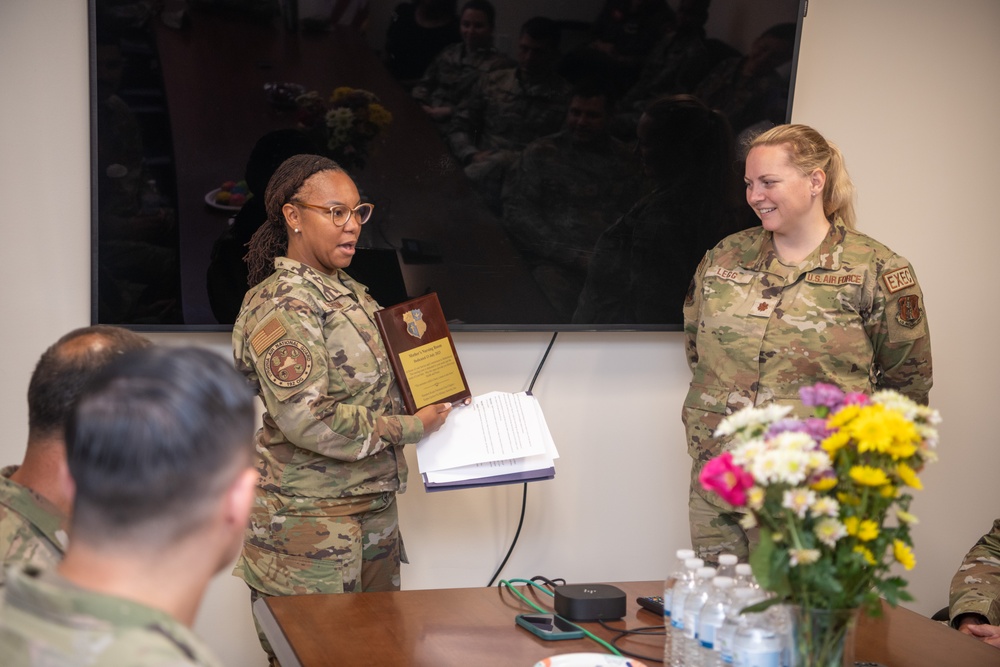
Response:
[[499, 579, 623, 656]]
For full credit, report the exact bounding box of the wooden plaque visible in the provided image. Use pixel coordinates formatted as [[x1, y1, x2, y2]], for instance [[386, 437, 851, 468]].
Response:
[[374, 293, 471, 414]]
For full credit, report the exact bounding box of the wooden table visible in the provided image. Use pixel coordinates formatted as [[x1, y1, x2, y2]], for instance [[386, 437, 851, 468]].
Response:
[[254, 581, 1000, 666], [150, 9, 554, 327]]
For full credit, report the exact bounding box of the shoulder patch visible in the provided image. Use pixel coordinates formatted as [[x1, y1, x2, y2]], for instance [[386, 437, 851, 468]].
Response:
[[264, 340, 313, 388], [882, 266, 915, 294], [896, 295, 923, 328], [251, 317, 287, 356]]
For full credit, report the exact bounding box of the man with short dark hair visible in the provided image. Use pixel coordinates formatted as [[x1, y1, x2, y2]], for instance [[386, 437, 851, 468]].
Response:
[[0, 326, 149, 585], [0, 347, 258, 665]]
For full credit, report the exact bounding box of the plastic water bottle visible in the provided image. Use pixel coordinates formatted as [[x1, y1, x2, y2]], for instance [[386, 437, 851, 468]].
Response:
[[717, 587, 764, 666], [664, 549, 697, 624], [733, 563, 757, 588], [670, 557, 705, 666], [716, 553, 738, 578], [696, 576, 736, 667], [682, 567, 718, 667], [733, 597, 782, 667], [664, 548, 697, 664], [766, 604, 795, 667]]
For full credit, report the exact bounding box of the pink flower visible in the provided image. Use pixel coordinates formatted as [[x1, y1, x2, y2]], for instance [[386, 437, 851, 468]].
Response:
[[699, 453, 754, 507]]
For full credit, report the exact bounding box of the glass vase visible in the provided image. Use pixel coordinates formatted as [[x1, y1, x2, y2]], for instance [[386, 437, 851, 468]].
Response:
[[790, 606, 857, 667]]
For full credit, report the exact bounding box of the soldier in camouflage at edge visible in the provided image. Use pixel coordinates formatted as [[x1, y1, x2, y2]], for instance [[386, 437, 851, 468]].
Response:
[[0, 346, 258, 666], [949, 519, 1000, 648], [411, 1, 515, 132], [0, 325, 149, 586], [683, 124, 932, 563], [235, 155, 453, 664]]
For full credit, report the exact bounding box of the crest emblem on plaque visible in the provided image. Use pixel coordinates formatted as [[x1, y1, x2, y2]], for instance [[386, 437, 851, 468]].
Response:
[[403, 308, 427, 339]]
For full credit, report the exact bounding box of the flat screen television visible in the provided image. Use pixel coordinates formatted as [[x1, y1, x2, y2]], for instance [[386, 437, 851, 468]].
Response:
[[90, 0, 806, 332]]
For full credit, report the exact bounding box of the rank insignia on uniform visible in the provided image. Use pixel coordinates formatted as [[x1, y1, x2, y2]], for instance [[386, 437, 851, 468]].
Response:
[[403, 308, 426, 339], [896, 295, 922, 327], [264, 339, 312, 388], [749, 298, 777, 317], [251, 317, 287, 356], [882, 266, 916, 294]]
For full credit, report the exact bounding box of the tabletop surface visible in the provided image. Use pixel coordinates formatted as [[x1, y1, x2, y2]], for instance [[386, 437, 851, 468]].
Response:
[[256, 580, 1000, 666]]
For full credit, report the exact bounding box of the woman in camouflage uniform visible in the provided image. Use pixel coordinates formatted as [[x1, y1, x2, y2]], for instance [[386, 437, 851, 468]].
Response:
[[232, 155, 454, 662], [683, 125, 933, 562]]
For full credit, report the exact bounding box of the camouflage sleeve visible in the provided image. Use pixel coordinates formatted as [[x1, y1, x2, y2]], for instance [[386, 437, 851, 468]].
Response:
[[410, 56, 440, 105], [867, 255, 932, 404], [683, 251, 711, 374], [446, 80, 484, 162], [248, 303, 423, 463], [950, 519, 1000, 626]]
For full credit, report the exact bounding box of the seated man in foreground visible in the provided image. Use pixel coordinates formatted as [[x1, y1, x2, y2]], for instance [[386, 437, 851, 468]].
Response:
[[949, 518, 1000, 648], [0, 325, 149, 584], [0, 346, 258, 665]]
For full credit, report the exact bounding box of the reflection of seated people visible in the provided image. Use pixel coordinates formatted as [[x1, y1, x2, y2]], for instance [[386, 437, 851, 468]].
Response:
[[411, 0, 514, 129], [501, 83, 640, 321], [693, 23, 796, 136], [574, 95, 742, 325], [0, 326, 150, 586], [584, 0, 675, 90], [384, 0, 460, 84], [0, 347, 257, 663], [447, 16, 571, 211], [615, 0, 723, 134], [949, 518, 1000, 648], [206, 128, 320, 324], [94, 31, 181, 324]]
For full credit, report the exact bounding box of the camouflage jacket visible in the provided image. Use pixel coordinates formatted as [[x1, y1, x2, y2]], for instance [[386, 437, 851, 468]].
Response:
[[682, 220, 932, 460], [0, 466, 67, 587], [0, 565, 221, 666], [411, 42, 515, 111], [950, 518, 1000, 626], [447, 67, 571, 162], [501, 129, 640, 270], [232, 257, 423, 500]]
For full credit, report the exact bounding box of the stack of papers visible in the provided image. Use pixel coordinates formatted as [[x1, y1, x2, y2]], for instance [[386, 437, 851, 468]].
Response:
[[415, 391, 558, 492]]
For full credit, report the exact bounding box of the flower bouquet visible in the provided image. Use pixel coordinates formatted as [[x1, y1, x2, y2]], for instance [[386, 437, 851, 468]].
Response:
[[295, 87, 393, 171], [699, 383, 940, 665]]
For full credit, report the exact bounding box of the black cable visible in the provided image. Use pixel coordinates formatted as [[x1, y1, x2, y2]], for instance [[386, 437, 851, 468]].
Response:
[[597, 618, 666, 664], [485, 332, 559, 588]]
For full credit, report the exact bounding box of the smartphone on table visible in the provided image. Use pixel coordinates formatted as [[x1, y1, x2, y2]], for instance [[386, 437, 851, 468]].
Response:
[[515, 613, 586, 640]]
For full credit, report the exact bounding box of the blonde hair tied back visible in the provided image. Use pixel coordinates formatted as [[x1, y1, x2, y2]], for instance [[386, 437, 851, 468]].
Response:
[[748, 124, 857, 229]]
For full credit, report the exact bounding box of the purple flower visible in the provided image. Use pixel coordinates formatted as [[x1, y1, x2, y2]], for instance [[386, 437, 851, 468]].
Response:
[[766, 419, 810, 437], [800, 382, 846, 410], [842, 392, 869, 407]]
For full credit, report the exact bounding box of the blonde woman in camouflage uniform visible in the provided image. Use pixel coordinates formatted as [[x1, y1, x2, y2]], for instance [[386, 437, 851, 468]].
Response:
[[233, 155, 453, 663], [683, 124, 932, 563]]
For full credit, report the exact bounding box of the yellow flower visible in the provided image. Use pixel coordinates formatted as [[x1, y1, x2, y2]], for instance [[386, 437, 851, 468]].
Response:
[[893, 539, 916, 570], [837, 492, 860, 506], [330, 86, 354, 103], [857, 519, 879, 542], [369, 104, 393, 129], [747, 486, 765, 510], [843, 516, 859, 536], [897, 509, 919, 525], [821, 431, 851, 455], [810, 475, 837, 492], [896, 463, 923, 490], [849, 465, 890, 486], [880, 485, 898, 498], [854, 545, 877, 565], [827, 404, 860, 429]]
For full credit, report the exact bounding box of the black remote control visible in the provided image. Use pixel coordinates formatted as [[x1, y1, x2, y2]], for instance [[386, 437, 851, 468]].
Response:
[[636, 595, 664, 615]]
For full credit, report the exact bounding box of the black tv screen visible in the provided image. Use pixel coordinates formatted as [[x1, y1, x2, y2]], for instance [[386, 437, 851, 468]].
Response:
[[90, 0, 805, 331]]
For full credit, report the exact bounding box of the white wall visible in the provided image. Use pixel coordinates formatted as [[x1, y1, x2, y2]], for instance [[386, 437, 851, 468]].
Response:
[[2, 1, 999, 665]]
